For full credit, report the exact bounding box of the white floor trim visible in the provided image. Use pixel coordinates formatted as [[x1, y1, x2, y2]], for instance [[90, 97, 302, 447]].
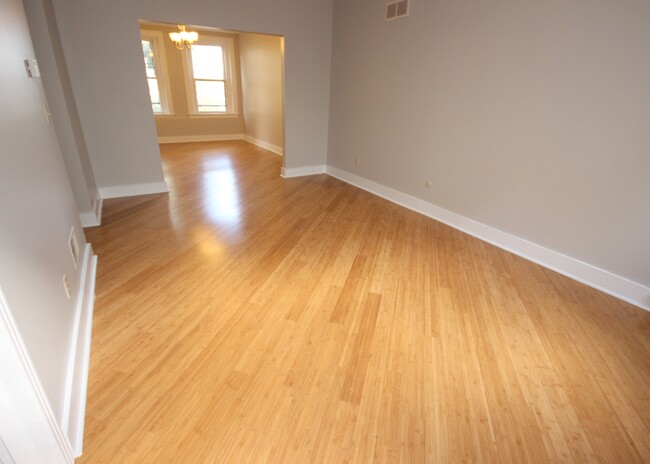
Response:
[[0, 289, 75, 463], [281, 165, 327, 178], [60, 244, 97, 457], [326, 166, 650, 312], [79, 196, 103, 228], [243, 135, 284, 156], [99, 182, 169, 199], [158, 134, 244, 144]]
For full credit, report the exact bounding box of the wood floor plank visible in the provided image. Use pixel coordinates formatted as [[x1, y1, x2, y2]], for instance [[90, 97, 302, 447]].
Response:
[[79, 140, 650, 463]]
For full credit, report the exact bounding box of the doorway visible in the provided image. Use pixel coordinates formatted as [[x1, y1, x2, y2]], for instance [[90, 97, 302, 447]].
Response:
[[138, 20, 285, 157]]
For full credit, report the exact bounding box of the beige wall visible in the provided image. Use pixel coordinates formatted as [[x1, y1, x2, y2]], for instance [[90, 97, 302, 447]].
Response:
[[328, 0, 650, 288], [240, 33, 284, 152], [141, 23, 245, 139]]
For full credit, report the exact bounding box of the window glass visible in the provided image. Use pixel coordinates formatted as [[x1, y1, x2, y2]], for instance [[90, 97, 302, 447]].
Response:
[[185, 37, 237, 114], [191, 45, 224, 80], [196, 80, 226, 112], [189, 44, 228, 112], [142, 40, 157, 78], [141, 37, 169, 114], [147, 78, 162, 113]]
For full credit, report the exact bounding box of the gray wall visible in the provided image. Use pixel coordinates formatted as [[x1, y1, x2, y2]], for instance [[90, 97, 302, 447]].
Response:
[[0, 0, 88, 427], [50, 0, 333, 185], [23, 0, 100, 219], [328, 0, 650, 287]]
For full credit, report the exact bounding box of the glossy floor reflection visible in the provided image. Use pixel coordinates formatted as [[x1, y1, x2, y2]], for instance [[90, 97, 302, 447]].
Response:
[[82, 141, 650, 463]]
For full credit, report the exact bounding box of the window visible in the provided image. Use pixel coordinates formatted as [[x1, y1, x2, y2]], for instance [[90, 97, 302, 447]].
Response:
[[184, 36, 238, 115], [140, 31, 172, 115]]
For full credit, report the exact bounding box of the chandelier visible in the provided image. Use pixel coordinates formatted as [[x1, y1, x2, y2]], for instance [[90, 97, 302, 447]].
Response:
[[169, 25, 198, 50]]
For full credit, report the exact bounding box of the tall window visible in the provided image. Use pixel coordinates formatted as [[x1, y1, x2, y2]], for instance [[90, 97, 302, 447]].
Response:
[[140, 31, 172, 114], [184, 36, 238, 115]]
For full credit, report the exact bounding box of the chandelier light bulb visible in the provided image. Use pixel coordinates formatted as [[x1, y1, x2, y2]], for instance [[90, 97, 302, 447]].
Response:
[[169, 25, 198, 50]]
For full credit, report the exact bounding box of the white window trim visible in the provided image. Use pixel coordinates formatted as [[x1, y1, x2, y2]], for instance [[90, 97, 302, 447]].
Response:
[[182, 35, 239, 116], [140, 30, 174, 115], [187, 113, 240, 119]]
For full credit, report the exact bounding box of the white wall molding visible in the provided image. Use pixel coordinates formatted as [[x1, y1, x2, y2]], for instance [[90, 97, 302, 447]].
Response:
[[243, 135, 284, 156], [326, 166, 650, 312], [281, 165, 327, 178], [60, 244, 97, 456], [0, 288, 75, 463], [99, 182, 169, 199], [158, 134, 244, 144], [79, 196, 103, 228]]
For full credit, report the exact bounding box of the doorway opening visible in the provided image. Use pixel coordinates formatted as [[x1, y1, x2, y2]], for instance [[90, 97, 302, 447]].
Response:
[[138, 20, 286, 158]]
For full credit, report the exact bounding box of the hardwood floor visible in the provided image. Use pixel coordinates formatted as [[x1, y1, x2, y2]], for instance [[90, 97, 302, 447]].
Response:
[[81, 140, 650, 463]]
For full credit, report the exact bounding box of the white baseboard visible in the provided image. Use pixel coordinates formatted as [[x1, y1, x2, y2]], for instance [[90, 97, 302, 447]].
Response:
[[158, 134, 244, 144], [60, 243, 97, 457], [79, 196, 103, 228], [281, 165, 327, 178], [326, 166, 650, 312], [243, 135, 283, 156], [99, 182, 169, 199]]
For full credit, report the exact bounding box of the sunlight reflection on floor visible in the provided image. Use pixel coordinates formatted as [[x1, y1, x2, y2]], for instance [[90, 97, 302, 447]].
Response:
[[201, 158, 242, 229]]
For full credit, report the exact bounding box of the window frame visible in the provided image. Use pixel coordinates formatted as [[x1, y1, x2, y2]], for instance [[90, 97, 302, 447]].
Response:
[[140, 30, 174, 116], [182, 35, 239, 117]]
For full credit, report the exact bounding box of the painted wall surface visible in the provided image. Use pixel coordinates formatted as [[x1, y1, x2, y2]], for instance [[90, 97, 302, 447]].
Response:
[[50, 0, 333, 181], [328, 0, 650, 287], [0, 0, 87, 427], [141, 24, 245, 139], [23, 0, 99, 218], [240, 33, 285, 151]]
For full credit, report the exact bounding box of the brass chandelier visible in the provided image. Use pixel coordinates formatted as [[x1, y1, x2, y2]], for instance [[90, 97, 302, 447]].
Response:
[[169, 25, 198, 50]]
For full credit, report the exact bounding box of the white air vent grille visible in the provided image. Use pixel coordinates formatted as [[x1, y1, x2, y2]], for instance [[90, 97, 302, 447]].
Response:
[[386, 0, 409, 21]]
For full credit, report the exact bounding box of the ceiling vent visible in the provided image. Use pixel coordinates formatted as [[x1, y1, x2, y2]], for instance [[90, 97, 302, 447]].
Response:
[[386, 0, 409, 21]]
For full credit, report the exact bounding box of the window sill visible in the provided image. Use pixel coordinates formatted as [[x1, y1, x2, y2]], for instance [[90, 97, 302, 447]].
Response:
[[154, 113, 176, 118], [187, 113, 241, 119]]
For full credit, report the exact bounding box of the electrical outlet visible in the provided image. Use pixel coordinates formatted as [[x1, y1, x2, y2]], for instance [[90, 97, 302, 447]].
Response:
[[68, 227, 79, 268], [354, 156, 359, 166], [424, 180, 432, 188], [63, 274, 72, 299]]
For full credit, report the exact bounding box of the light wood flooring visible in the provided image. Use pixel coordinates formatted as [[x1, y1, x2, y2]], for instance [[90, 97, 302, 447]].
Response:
[[81, 140, 650, 463]]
